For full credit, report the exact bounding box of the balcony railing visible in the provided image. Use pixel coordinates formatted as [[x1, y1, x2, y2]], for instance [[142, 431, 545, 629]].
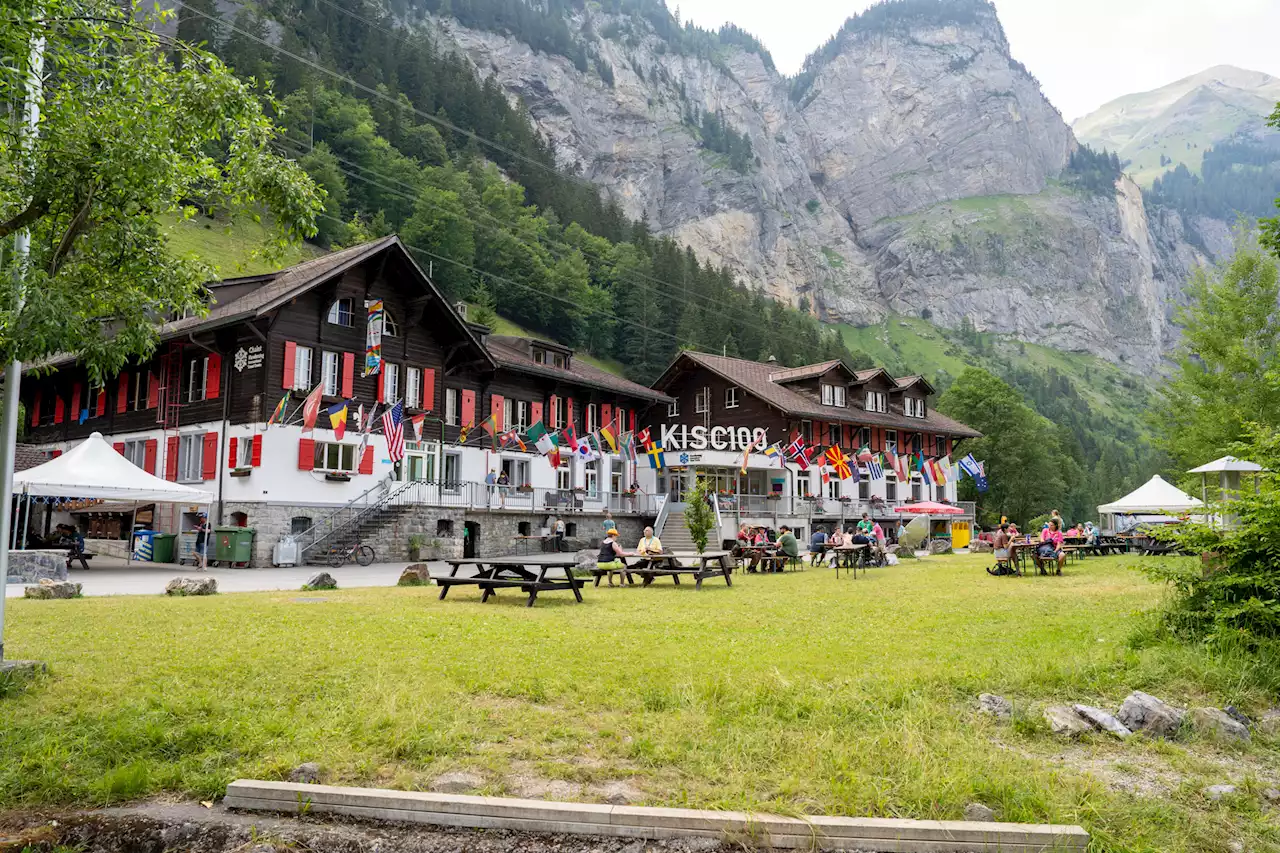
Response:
[[394, 480, 660, 515], [712, 494, 977, 521]]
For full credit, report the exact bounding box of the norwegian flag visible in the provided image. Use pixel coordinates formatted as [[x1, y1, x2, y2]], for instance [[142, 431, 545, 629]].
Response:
[[784, 436, 811, 471], [381, 401, 405, 463]]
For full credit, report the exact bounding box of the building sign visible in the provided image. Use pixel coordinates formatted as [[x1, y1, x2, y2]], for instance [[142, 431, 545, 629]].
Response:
[[233, 345, 264, 372], [660, 424, 767, 452]]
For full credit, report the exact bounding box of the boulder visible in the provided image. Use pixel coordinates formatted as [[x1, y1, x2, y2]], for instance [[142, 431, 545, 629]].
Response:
[[1224, 706, 1251, 728], [397, 565, 433, 586], [927, 539, 953, 555], [1257, 711, 1280, 738], [23, 579, 81, 599], [431, 771, 483, 794], [963, 803, 996, 822], [1191, 707, 1250, 744], [574, 548, 597, 571], [1203, 784, 1238, 801], [1073, 704, 1133, 738], [165, 576, 217, 596], [977, 693, 1013, 720], [595, 781, 644, 805], [304, 572, 338, 590], [1044, 705, 1092, 736], [1117, 691, 1184, 738], [288, 762, 323, 784]]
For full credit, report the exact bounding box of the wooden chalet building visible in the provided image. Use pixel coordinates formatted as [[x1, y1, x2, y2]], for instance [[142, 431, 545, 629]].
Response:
[[20, 237, 667, 566], [638, 351, 981, 545]]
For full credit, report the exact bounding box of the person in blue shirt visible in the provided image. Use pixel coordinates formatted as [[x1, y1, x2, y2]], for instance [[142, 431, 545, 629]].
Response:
[[808, 527, 828, 565]]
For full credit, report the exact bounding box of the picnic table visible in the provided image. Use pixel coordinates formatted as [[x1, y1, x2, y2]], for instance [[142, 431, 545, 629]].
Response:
[[831, 544, 869, 578], [512, 534, 551, 554], [436, 555, 585, 607], [738, 544, 784, 573], [626, 550, 733, 590]]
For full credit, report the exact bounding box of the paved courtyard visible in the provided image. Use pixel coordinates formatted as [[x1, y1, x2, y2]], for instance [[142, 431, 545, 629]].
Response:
[[3, 556, 445, 597]]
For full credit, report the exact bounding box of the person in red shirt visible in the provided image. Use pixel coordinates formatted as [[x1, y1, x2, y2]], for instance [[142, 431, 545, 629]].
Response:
[[1039, 518, 1066, 575]]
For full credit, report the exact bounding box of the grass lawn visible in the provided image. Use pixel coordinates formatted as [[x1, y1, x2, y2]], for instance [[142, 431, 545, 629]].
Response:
[[3, 553, 1279, 852]]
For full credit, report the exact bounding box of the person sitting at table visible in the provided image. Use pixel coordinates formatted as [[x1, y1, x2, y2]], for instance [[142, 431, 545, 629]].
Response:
[[751, 526, 768, 546], [597, 528, 630, 586], [987, 523, 1013, 576], [1084, 521, 1101, 547], [808, 526, 828, 566], [1007, 521, 1019, 537], [1038, 518, 1067, 575], [636, 526, 663, 558], [775, 525, 799, 571], [857, 513, 873, 537], [825, 527, 846, 567]]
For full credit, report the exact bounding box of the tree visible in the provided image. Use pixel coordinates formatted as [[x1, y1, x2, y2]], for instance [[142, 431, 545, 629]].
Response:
[[1155, 246, 1280, 471], [936, 368, 1068, 526], [684, 475, 716, 554], [0, 0, 321, 383]]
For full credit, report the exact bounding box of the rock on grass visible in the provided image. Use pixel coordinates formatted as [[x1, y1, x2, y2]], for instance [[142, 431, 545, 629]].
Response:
[[303, 572, 338, 591], [978, 693, 1013, 720], [397, 565, 433, 586], [1044, 705, 1092, 736], [431, 771, 483, 794], [1191, 707, 1250, 744], [288, 762, 323, 784], [963, 802, 996, 822], [1117, 691, 1184, 738], [1073, 704, 1132, 738], [165, 577, 217, 596], [24, 579, 81, 599]]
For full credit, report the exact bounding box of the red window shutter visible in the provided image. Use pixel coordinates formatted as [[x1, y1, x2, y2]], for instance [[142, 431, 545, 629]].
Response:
[[376, 368, 386, 403], [531, 401, 543, 425], [113, 441, 125, 455], [601, 404, 612, 432], [54, 395, 65, 424], [461, 389, 476, 426], [251, 434, 263, 467], [116, 374, 129, 414], [282, 341, 297, 390], [548, 395, 558, 427], [567, 397, 575, 430], [95, 388, 106, 417], [423, 368, 436, 411], [30, 391, 40, 427], [297, 438, 315, 471], [490, 395, 504, 430], [206, 354, 221, 400], [52, 449, 62, 458], [202, 431, 218, 480], [70, 383, 82, 421], [228, 437, 238, 469], [147, 373, 159, 409], [817, 423, 827, 447], [143, 439, 157, 475], [341, 352, 355, 398], [359, 445, 374, 475], [630, 409, 636, 432], [165, 435, 179, 481]]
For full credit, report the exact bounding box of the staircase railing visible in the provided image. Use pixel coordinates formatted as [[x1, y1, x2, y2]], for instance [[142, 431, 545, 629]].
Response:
[[294, 475, 409, 559], [653, 490, 674, 537]]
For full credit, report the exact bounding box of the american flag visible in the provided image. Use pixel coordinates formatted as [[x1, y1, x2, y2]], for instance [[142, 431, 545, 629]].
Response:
[[382, 401, 405, 462]]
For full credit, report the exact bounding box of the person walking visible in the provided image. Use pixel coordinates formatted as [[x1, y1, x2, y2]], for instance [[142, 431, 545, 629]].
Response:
[[602, 508, 615, 533], [554, 516, 566, 551], [194, 512, 211, 571], [496, 469, 509, 507]]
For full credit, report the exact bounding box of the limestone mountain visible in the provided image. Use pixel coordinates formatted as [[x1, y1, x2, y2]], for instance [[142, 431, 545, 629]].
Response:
[[1074, 65, 1280, 188], [421, 0, 1227, 372]]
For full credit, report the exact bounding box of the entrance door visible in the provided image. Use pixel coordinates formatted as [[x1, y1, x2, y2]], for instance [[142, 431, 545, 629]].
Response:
[[670, 470, 690, 503], [464, 521, 479, 558]]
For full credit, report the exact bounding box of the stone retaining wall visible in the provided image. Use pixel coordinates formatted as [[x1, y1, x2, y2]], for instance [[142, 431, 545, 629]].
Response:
[[5, 550, 69, 584]]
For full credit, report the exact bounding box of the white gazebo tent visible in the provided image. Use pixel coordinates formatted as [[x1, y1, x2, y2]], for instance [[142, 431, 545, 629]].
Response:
[[10, 432, 214, 560], [1097, 474, 1203, 533], [1187, 456, 1263, 529]]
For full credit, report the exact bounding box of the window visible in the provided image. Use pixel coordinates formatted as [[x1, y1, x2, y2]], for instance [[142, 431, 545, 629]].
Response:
[[585, 459, 599, 498], [800, 420, 812, 445], [177, 433, 203, 482], [403, 445, 436, 483], [829, 424, 842, 447], [725, 387, 740, 409], [911, 473, 923, 502], [313, 441, 356, 473], [405, 367, 422, 409], [668, 398, 680, 418], [186, 357, 208, 403], [552, 353, 567, 369], [504, 399, 530, 431], [327, 298, 353, 327], [551, 396, 567, 429], [501, 457, 531, 487], [858, 468, 870, 500], [610, 457, 624, 494], [911, 433, 923, 454], [85, 385, 104, 420], [885, 473, 897, 502], [122, 439, 147, 469], [865, 390, 887, 413], [859, 426, 871, 449], [694, 387, 709, 414], [586, 403, 598, 433], [233, 435, 254, 468], [794, 472, 811, 497], [936, 435, 948, 456], [885, 429, 898, 454], [290, 516, 312, 536], [826, 478, 841, 500], [444, 388, 459, 426], [292, 345, 313, 391], [905, 397, 925, 418], [822, 384, 847, 407], [556, 455, 572, 491], [383, 362, 400, 403], [132, 372, 147, 411], [383, 311, 398, 337], [443, 452, 462, 488], [321, 351, 340, 397]]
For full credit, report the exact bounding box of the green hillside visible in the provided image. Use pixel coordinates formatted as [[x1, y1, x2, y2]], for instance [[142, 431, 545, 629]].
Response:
[[164, 215, 324, 278]]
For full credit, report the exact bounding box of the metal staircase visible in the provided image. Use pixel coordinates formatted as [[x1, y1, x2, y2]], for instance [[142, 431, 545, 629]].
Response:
[[296, 477, 424, 564]]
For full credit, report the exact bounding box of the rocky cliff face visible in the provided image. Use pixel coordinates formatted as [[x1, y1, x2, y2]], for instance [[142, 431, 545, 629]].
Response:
[[430, 0, 1218, 372]]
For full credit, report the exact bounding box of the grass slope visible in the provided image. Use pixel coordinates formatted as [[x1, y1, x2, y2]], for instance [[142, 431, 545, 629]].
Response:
[[164, 215, 324, 279], [479, 311, 628, 377], [3, 554, 1279, 851], [834, 314, 1153, 437]]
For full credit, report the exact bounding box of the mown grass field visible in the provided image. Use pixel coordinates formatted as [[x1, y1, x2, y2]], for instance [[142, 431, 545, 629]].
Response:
[[4, 553, 1280, 851]]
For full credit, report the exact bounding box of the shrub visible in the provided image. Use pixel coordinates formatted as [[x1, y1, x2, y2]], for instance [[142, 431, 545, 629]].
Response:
[[684, 476, 716, 554]]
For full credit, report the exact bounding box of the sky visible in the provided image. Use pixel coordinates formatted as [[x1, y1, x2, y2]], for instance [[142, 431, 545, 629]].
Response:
[[671, 0, 1280, 122]]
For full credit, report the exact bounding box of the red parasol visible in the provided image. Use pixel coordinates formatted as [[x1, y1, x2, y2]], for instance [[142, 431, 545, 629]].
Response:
[[896, 501, 964, 515]]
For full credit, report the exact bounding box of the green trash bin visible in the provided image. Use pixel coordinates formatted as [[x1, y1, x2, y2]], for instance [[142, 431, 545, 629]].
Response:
[[214, 526, 255, 567], [150, 533, 177, 564]]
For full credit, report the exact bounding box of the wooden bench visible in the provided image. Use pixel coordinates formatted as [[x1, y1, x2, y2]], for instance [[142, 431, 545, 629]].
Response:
[[435, 556, 585, 607], [627, 551, 733, 590]]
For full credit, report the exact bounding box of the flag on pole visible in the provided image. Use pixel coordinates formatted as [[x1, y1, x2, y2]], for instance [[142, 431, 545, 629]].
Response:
[[527, 421, 549, 446], [739, 432, 762, 475], [856, 446, 874, 464], [645, 439, 666, 472], [938, 454, 952, 484], [920, 456, 934, 486], [825, 445, 853, 481], [959, 453, 989, 492], [867, 453, 884, 480], [381, 401, 405, 463], [363, 300, 384, 377], [267, 393, 289, 427], [300, 384, 325, 433], [623, 431, 638, 463], [600, 425, 618, 453], [409, 413, 426, 442], [327, 400, 349, 440], [562, 423, 579, 452], [457, 420, 473, 445], [784, 436, 810, 470], [480, 412, 500, 448], [763, 443, 782, 467], [636, 427, 652, 448], [814, 451, 830, 484]]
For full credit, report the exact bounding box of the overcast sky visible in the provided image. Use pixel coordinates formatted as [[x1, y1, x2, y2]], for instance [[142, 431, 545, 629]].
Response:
[[672, 0, 1280, 121]]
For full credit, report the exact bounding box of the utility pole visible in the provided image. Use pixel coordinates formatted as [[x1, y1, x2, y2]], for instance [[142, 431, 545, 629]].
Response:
[[0, 25, 47, 665]]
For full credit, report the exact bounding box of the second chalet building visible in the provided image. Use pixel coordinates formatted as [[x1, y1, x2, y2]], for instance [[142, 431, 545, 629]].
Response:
[[20, 237, 981, 565]]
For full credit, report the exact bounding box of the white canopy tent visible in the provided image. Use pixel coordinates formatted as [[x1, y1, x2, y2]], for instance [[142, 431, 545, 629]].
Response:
[[1097, 475, 1203, 533], [1187, 456, 1264, 529], [11, 432, 213, 502]]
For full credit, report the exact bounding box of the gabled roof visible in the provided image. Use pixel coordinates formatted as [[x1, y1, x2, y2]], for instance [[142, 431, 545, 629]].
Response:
[[653, 351, 981, 437], [768, 360, 843, 383], [486, 336, 670, 404], [894, 374, 937, 395], [853, 367, 895, 384]]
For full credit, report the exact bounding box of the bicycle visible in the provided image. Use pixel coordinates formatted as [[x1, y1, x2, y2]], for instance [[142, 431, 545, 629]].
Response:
[[327, 540, 376, 568]]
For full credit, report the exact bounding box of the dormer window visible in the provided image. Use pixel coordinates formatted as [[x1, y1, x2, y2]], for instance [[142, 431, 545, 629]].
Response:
[[533, 349, 546, 365], [553, 353, 567, 369], [822, 384, 846, 407], [327, 298, 354, 327], [905, 397, 926, 418], [383, 311, 398, 337], [865, 390, 887, 413]]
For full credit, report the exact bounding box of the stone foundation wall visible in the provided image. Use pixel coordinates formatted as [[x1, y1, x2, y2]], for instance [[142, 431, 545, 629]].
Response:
[[5, 550, 68, 584]]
